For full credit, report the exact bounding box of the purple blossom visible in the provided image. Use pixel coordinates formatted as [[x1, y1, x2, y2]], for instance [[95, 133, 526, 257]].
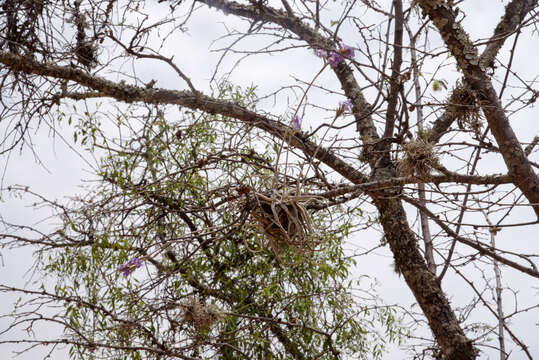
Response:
[[339, 99, 353, 112], [314, 49, 328, 58], [314, 44, 355, 67], [326, 44, 355, 67], [290, 115, 302, 130], [118, 257, 143, 276], [327, 51, 343, 67], [338, 44, 355, 59]]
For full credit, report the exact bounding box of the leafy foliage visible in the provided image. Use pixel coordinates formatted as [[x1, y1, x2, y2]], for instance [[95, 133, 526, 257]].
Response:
[[38, 84, 405, 359]]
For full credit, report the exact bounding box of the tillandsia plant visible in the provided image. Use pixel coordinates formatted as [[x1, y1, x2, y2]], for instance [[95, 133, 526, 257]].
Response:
[[1, 1, 538, 360], [258, 48, 358, 264]]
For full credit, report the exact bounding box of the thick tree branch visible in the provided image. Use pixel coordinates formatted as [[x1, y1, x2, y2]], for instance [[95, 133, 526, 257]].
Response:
[[373, 196, 477, 360], [427, 0, 538, 144], [196, 0, 381, 164], [417, 0, 539, 218], [307, 172, 512, 200], [479, 0, 538, 69], [0, 50, 368, 185]]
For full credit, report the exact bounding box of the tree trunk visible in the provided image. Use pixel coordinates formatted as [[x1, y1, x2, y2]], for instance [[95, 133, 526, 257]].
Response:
[[374, 196, 476, 360]]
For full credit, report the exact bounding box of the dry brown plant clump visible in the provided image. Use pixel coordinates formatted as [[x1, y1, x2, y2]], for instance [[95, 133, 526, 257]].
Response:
[[446, 82, 482, 134], [245, 190, 320, 261], [398, 138, 440, 178], [180, 296, 223, 331]]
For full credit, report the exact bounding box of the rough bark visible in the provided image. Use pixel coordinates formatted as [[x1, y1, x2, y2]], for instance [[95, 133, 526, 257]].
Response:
[[416, 0, 539, 218], [1, 1, 522, 356], [375, 197, 476, 360], [427, 0, 538, 144]]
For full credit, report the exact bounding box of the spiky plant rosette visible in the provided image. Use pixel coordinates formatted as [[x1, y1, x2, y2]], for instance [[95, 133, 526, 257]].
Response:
[[446, 82, 482, 134], [243, 188, 320, 260], [398, 138, 440, 179], [180, 296, 224, 332]]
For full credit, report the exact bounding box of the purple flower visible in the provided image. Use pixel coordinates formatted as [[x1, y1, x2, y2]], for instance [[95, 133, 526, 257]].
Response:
[[327, 51, 344, 67], [118, 257, 143, 276], [338, 44, 355, 59], [290, 115, 302, 130], [339, 99, 353, 112], [327, 44, 355, 67], [314, 49, 328, 58]]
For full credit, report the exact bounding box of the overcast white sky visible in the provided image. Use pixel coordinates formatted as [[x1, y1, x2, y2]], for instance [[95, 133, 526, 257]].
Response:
[[1, 0, 538, 358]]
